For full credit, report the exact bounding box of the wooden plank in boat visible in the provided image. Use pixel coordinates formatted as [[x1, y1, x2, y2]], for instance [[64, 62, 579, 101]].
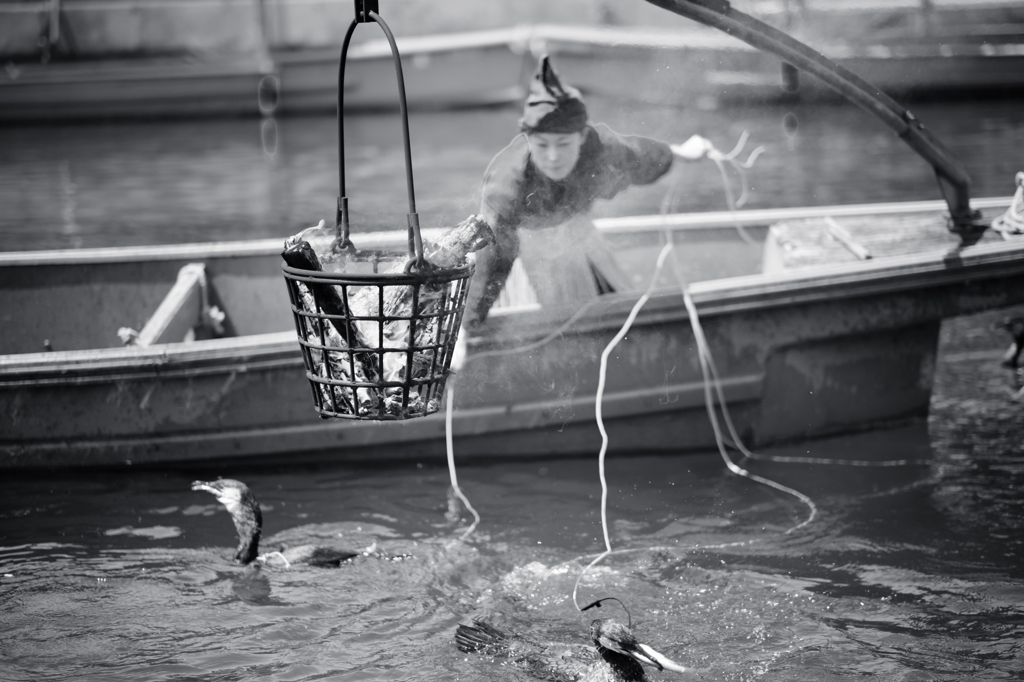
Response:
[[134, 263, 208, 347], [763, 206, 1011, 272]]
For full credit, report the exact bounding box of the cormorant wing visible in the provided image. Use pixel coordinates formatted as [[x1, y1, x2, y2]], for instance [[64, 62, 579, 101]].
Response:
[[456, 620, 597, 682]]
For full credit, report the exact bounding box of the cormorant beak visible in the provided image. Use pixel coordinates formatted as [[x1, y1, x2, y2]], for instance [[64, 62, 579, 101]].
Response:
[[191, 479, 247, 513], [635, 643, 688, 674], [595, 634, 663, 670]]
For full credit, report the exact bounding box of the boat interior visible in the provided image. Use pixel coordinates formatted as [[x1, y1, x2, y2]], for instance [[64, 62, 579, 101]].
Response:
[[0, 198, 1016, 361]]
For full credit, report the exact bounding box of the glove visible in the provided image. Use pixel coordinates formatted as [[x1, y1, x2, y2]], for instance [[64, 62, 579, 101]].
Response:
[[670, 135, 713, 161]]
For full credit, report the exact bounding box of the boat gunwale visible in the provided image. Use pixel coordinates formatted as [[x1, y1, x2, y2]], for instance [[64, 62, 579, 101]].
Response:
[[0, 197, 1010, 267], [688, 236, 1024, 313], [0, 331, 301, 381]]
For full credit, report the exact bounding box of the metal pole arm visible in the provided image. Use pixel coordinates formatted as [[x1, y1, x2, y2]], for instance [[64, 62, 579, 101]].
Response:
[[644, 0, 985, 239]]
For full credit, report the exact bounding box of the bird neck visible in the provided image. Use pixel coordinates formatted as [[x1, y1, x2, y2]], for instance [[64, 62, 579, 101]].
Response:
[[229, 500, 262, 565], [597, 646, 646, 682]]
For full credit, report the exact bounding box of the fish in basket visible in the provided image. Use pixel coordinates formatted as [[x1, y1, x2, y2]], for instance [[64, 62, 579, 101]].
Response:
[[282, 214, 493, 420]]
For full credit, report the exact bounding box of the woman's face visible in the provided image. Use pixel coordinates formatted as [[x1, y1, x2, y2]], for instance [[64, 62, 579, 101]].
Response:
[[527, 131, 585, 181]]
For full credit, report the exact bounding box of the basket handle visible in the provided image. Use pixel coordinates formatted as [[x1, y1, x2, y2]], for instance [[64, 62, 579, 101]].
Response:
[[336, 0, 426, 270]]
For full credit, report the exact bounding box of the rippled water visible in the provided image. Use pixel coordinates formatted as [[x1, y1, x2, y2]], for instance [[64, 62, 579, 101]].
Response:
[[1, 302, 1022, 680], [1, 95, 1023, 251]]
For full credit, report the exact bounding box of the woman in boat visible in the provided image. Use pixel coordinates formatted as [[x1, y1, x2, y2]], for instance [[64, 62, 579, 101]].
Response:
[[462, 54, 716, 327]]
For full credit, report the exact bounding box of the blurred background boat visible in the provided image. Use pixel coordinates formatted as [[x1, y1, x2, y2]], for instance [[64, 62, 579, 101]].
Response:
[[1, 0, 1023, 120]]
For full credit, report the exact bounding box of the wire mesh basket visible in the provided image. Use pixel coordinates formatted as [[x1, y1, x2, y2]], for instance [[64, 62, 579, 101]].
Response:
[[283, 253, 473, 419], [281, 0, 475, 420]]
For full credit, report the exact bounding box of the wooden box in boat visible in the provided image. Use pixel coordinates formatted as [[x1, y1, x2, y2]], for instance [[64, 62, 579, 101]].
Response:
[[1, 197, 1020, 469]]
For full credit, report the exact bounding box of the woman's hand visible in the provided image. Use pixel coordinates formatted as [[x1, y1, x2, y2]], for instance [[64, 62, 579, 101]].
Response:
[[670, 134, 714, 161]]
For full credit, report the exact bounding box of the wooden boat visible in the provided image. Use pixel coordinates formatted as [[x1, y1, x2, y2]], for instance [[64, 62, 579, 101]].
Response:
[[1, 195, 1021, 469]]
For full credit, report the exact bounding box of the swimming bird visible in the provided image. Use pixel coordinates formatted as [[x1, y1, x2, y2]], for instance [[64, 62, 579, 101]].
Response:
[[191, 478, 360, 568], [455, 617, 691, 682], [995, 315, 1024, 368]]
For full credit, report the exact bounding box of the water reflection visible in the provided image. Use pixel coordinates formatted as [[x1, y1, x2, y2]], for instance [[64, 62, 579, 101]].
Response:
[[261, 117, 279, 159], [229, 567, 274, 605], [1, 96, 1022, 252]]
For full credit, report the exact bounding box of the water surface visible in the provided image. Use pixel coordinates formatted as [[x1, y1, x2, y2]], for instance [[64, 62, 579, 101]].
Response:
[[2, 96, 1022, 252], [1, 304, 1022, 681]]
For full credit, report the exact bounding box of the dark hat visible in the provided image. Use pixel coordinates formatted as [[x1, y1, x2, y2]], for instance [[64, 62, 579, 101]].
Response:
[[519, 55, 588, 134]]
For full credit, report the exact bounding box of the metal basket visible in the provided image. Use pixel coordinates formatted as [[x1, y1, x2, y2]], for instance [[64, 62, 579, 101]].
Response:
[[283, 256, 473, 420], [282, 0, 474, 420]]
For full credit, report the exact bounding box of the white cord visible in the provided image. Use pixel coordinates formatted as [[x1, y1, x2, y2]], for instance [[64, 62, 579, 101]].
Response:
[[445, 380, 480, 543], [573, 135, 814, 609], [680, 285, 817, 533], [572, 239, 675, 610]]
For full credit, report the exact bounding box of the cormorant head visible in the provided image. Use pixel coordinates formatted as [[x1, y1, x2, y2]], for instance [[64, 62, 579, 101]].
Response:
[[590, 618, 662, 672], [192, 479, 254, 513], [994, 315, 1024, 368], [994, 315, 1024, 340], [192, 478, 262, 565], [590, 618, 689, 676]]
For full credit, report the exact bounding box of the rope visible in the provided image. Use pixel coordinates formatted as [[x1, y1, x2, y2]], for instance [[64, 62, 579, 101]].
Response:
[[445, 380, 480, 544], [708, 131, 765, 247], [680, 285, 817, 532], [571, 238, 676, 611], [572, 134, 786, 610], [992, 171, 1024, 239], [677, 268, 928, 468], [570, 131, 941, 610], [709, 130, 766, 210], [571, 235, 817, 612]]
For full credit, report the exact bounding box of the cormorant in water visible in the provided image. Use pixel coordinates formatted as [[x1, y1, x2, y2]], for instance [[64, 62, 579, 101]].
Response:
[[191, 479, 360, 567], [995, 315, 1024, 369], [995, 315, 1024, 400], [455, 617, 692, 682]]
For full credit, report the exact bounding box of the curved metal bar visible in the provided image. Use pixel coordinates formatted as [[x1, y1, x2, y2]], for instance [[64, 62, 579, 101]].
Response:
[[369, 13, 417, 216], [369, 10, 424, 266], [336, 18, 359, 248], [335, 10, 423, 263], [644, 0, 984, 237]]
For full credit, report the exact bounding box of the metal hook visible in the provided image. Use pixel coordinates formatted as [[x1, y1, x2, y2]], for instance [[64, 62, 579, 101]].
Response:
[[580, 596, 632, 629]]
